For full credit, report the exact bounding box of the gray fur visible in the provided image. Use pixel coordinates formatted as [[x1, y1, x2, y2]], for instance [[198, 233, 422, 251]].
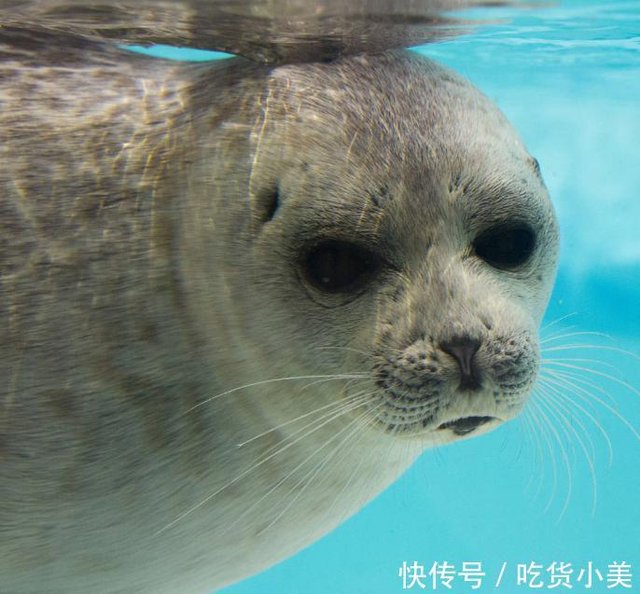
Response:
[[0, 21, 558, 594]]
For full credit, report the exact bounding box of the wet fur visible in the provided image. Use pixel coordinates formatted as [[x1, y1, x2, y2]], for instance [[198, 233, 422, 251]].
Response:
[[0, 26, 558, 594]]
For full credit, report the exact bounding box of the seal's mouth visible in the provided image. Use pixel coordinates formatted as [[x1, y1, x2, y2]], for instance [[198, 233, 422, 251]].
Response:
[[437, 416, 495, 436]]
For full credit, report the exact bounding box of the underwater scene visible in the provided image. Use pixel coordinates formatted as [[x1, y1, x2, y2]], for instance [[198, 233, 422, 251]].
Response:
[[1, 0, 638, 593], [218, 1, 640, 592], [137, 1, 640, 591]]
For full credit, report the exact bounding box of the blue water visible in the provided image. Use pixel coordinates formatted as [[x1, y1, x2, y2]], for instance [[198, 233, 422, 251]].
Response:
[[134, 2, 640, 591]]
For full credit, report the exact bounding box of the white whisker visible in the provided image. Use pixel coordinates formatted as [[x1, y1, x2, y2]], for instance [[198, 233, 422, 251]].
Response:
[[536, 383, 599, 516], [300, 375, 367, 392], [541, 361, 640, 401], [154, 394, 369, 536], [185, 373, 369, 414], [540, 313, 580, 333], [525, 400, 557, 506], [222, 398, 373, 537], [259, 402, 381, 535], [542, 364, 618, 408], [542, 344, 638, 362], [311, 345, 373, 359], [541, 368, 640, 443], [241, 392, 371, 464], [323, 424, 370, 524], [236, 392, 369, 448], [524, 412, 543, 495], [542, 357, 621, 375], [540, 329, 610, 345], [538, 373, 614, 465], [530, 397, 573, 519]]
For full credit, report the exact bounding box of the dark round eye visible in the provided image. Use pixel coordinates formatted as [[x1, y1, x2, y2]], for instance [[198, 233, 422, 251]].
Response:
[[303, 240, 379, 293], [473, 224, 536, 270]]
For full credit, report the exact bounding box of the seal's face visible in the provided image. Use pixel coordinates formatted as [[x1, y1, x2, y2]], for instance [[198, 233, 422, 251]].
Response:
[[224, 54, 557, 447], [188, 51, 559, 450]]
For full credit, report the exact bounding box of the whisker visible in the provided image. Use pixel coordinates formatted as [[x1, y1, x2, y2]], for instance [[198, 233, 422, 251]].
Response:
[[518, 409, 544, 496], [540, 312, 580, 333], [242, 391, 370, 464], [236, 392, 369, 448], [300, 375, 368, 392], [311, 345, 373, 359], [541, 385, 597, 461], [222, 399, 373, 538], [542, 344, 638, 362], [525, 400, 558, 508], [530, 397, 573, 519], [534, 391, 578, 518], [154, 394, 369, 536], [542, 356, 621, 374], [538, 373, 614, 465], [540, 330, 611, 345], [323, 423, 370, 523], [186, 373, 368, 413], [541, 361, 640, 401], [541, 368, 640, 443], [259, 402, 381, 535], [536, 384, 599, 516], [542, 364, 618, 408], [326, 400, 424, 530]]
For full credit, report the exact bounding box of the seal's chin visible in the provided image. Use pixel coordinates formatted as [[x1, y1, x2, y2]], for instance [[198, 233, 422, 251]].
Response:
[[437, 415, 498, 436]]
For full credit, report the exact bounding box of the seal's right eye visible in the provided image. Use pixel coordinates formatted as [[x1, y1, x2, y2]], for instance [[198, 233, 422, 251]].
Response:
[[303, 240, 379, 294], [473, 223, 536, 271]]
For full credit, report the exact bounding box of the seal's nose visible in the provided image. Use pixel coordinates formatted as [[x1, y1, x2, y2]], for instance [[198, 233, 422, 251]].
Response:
[[440, 336, 482, 391]]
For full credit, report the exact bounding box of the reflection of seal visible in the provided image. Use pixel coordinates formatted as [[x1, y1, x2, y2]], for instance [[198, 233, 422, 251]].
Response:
[[0, 31, 559, 594]]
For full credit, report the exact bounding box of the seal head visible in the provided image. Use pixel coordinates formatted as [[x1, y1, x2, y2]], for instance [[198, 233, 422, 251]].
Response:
[[182, 51, 559, 450]]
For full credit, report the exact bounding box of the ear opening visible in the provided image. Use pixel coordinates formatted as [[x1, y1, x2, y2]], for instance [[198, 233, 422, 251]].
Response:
[[262, 186, 280, 223]]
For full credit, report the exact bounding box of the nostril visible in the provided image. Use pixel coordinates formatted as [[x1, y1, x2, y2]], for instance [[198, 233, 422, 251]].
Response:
[[440, 336, 482, 391]]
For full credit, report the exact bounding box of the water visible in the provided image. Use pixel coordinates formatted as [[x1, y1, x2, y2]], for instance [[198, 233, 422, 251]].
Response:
[[134, 2, 640, 592]]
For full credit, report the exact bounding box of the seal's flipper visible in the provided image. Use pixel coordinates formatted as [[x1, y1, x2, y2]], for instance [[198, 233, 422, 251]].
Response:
[[1, 0, 541, 64]]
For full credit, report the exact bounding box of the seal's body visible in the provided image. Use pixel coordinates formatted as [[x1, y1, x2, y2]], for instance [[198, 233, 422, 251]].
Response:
[[1, 26, 558, 593]]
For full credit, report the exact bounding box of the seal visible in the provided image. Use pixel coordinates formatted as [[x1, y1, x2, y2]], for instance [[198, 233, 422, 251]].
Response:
[[0, 15, 558, 594]]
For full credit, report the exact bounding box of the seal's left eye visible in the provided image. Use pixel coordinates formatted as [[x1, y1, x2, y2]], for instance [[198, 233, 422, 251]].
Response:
[[303, 240, 379, 293], [473, 223, 536, 270]]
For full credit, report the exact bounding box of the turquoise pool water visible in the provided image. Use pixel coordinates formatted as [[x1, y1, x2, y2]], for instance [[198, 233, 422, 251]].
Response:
[[134, 2, 640, 591]]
